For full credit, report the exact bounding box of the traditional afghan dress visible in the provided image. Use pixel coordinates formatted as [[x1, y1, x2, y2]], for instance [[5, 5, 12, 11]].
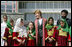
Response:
[[26, 26, 36, 46], [2, 20, 14, 46], [57, 19, 69, 46], [12, 18, 27, 46], [45, 20, 57, 46]]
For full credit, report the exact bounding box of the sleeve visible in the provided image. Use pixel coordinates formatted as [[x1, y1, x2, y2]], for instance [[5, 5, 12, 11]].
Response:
[[68, 34, 71, 42], [12, 32, 19, 40], [51, 28, 57, 41], [45, 28, 48, 39], [23, 29, 27, 37], [32, 31, 36, 36], [2, 28, 9, 41], [68, 27, 71, 42], [55, 30, 59, 41]]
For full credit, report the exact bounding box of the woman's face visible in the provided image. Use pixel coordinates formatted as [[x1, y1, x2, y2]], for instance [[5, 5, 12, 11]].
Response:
[[3, 16, 7, 22], [35, 13, 40, 19], [20, 21, 24, 26], [29, 23, 33, 30], [60, 21, 65, 27], [49, 19, 53, 25]]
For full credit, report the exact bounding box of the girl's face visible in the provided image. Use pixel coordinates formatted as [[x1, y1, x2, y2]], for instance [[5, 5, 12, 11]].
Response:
[[60, 21, 65, 27], [10, 22, 14, 26], [20, 21, 24, 26], [29, 23, 33, 30], [49, 19, 53, 25]]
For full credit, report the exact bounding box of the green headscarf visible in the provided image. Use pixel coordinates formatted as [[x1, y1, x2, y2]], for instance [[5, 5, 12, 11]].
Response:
[[57, 18, 69, 32], [69, 26, 71, 37], [45, 17, 54, 30], [26, 26, 35, 39], [7, 20, 13, 36]]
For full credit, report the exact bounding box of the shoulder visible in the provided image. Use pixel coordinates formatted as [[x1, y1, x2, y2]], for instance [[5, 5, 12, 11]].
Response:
[[5, 28, 9, 31], [43, 18, 47, 22]]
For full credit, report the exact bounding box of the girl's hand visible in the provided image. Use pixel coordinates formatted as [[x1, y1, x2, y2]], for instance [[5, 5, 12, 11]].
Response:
[[31, 33, 33, 37], [5, 41, 7, 46], [17, 39, 22, 43], [49, 38, 53, 42], [69, 42, 71, 46], [22, 39, 25, 44], [56, 42, 58, 46], [30, 33, 36, 38]]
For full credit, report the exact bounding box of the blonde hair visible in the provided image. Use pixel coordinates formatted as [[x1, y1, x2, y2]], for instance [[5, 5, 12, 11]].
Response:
[[34, 10, 42, 17]]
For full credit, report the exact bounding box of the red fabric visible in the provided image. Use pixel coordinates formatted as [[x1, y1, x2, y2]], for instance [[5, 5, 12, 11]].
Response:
[[57, 36, 68, 46], [35, 18, 47, 46], [12, 32, 19, 46], [12, 32, 26, 46], [56, 28, 68, 46], [12, 32, 19, 38], [4, 28, 13, 46], [45, 28, 48, 38], [27, 40, 36, 46], [45, 27, 57, 46], [68, 34, 71, 41], [45, 41, 56, 46], [4, 28, 9, 39], [8, 37, 13, 46]]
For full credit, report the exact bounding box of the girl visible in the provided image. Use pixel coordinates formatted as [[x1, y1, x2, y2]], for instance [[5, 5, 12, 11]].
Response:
[[45, 17, 57, 46], [26, 21, 36, 46], [1, 14, 8, 46], [3, 19, 14, 46], [12, 18, 27, 46], [57, 19, 69, 46]]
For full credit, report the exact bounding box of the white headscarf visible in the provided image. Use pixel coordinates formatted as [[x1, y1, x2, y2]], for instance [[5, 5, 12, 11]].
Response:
[[13, 18, 27, 37]]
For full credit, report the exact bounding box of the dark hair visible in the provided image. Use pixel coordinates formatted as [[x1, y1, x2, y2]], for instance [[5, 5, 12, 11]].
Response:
[[61, 10, 68, 15], [3, 14, 7, 18], [10, 18, 14, 23], [21, 19, 23, 22], [47, 17, 54, 24], [29, 21, 35, 30]]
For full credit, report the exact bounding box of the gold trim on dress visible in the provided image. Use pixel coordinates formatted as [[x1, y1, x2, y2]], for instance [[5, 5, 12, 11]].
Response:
[[8, 35, 12, 37], [2, 37, 7, 40], [59, 30, 67, 36], [47, 28, 54, 36], [51, 37, 55, 41], [13, 37, 17, 39]]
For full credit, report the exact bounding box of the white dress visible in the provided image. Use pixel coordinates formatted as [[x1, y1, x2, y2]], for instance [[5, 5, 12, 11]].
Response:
[[1, 22, 7, 46]]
